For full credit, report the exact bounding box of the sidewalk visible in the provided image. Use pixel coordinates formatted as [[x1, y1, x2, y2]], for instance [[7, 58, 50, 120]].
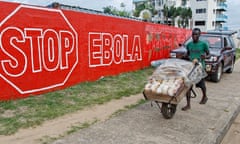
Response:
[[53, 60, 240, 144]]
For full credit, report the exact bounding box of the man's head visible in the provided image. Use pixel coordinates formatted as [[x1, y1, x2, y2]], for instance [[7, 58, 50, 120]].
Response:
[[192, 28, 201, 43]]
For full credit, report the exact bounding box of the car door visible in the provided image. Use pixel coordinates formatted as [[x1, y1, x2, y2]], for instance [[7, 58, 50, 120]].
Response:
[[222, 36, 233, 68]]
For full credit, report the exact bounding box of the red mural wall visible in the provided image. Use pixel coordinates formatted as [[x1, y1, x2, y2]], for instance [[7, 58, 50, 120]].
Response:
[[0, 1, 191, 100]]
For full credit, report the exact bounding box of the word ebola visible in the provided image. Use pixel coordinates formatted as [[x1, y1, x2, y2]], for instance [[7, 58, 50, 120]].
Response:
[[0, 27, 75, 77], [88, 32, 142, 67]]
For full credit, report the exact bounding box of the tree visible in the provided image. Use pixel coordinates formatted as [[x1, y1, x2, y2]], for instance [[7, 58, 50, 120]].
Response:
[[103, 6, 114, 14], [139, 9, 152, 21], [133, 3, 145, 17], [103, 4, 130, 17], [133, 0, 156, 20], [162, 4, 171, 24], [168, 6, 178, 26], [178, 7, 192, 28], [161, 3, 192, 28]]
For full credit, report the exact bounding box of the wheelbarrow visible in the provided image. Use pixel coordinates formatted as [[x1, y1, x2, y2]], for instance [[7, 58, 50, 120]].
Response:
[[143, 59, 200, 119], [143, 85, 196, 119]]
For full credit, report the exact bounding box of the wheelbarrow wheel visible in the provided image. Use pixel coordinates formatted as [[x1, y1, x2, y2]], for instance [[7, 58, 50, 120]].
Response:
[[161, 103, 177, 119]]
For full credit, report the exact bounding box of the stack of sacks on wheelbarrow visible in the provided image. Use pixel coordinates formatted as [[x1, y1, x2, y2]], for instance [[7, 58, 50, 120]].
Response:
[[144, 59, 207, 97]]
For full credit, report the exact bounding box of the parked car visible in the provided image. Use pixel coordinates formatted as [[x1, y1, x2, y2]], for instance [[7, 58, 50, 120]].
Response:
[[170, 30, 237, 82]]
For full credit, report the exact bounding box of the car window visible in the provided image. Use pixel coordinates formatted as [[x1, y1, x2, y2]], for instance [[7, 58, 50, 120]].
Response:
[[200, 37, 211, 47], [224, 37, 232, 47], [229, 37, 236, 48], [184, 35, 222, 48], [209, 37, 221, 48]]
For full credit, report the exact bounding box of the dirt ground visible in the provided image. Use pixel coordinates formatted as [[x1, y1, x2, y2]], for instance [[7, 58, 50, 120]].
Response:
[[0, 94, 143, 144], [221, 114, 240, 144]]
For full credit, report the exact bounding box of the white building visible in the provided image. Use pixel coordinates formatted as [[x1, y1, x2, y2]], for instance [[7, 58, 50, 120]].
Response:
[[190, 0, 227, 31], [133, 0, 228, 32]]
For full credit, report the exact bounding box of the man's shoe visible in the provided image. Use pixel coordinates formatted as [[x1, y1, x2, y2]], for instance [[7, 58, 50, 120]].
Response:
[[199, 97, 208, 104], [181, 105, 191, 111]]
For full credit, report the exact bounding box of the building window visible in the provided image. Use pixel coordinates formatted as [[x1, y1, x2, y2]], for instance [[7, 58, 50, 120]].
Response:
[[152, 0, 163, 6], [158, 10, 161, 17], [195, 21, 205, 26], [151, 1, 155, 7], [181, 0, 187, 6], [212, 21, 215, 26], [158, 0, 163, 6], [196, 8, 206, 14]]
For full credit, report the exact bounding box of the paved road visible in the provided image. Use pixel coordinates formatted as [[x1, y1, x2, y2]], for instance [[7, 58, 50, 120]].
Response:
[[52, 60, 240, 144]]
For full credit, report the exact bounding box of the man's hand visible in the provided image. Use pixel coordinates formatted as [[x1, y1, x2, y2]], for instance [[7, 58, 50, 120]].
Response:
[[202, 50, 210, 59], [201, 54, 206, 59], [192, 58, 198, 64]]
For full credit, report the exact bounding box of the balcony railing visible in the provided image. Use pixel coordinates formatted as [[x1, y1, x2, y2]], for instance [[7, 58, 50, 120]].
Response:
[[133, 0, 147, 3], [216, 14, 228, 22], [216, 2, 227, 11]]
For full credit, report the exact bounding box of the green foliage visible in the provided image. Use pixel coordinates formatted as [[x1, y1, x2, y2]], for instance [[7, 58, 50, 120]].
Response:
[[103, 4, 131, 17], [133, 3, 145, 17], [133, 1, 156, 18], [163, 4, 192, 27], [178, 7, 192, 28]]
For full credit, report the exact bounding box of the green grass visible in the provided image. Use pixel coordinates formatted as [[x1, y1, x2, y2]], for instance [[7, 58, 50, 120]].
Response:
[[0, 67, 154, 135], [236, 48, 240, 60]]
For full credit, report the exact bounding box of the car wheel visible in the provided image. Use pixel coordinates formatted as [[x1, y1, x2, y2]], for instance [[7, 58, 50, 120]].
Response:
[[226, 58, 235, 73], [211, 63, 223, 82]]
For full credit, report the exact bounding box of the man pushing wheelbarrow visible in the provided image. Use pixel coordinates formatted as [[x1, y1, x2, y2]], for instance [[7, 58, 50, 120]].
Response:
[[143, 57, 207, 119], [143, 28, 210, 119], [181, 28, 210, 111]]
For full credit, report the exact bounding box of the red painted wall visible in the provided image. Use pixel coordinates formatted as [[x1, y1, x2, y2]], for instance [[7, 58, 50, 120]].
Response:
[[0, 1, 191, 100]]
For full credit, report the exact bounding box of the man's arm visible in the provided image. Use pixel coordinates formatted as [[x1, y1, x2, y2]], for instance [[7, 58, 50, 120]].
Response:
[[201, 50, 210, 59], [201, 42, 210, 59], [183, 45, 190, 60]]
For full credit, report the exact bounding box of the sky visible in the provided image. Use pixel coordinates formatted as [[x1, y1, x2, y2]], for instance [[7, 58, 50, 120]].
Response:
[[2, 0, 240, 30], [226, 0, 240, 29], [2, 0, 133, 10]]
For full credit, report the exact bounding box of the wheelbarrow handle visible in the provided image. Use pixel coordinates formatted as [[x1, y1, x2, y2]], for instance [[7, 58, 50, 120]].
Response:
[[187, 62, 199, 78]]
